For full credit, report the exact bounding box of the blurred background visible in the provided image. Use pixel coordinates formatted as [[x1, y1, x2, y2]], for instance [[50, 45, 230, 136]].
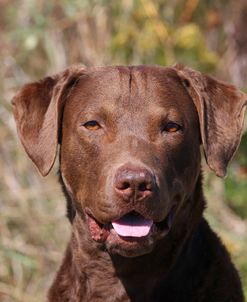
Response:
[[0, 0, 247, 301]]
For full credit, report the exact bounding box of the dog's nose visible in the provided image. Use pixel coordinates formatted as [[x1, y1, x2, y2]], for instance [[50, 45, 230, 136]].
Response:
[[114, 166, 156, 202]]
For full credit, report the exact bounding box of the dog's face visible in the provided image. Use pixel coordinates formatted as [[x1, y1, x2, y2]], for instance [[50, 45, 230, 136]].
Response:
[[60, 66, 201, 256], [12, 65, 246, 258]]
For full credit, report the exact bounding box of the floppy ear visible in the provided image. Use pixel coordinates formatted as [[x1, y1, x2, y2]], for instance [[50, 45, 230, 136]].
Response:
[[12, 65, 85, 176], [173, 64, 247, 177]]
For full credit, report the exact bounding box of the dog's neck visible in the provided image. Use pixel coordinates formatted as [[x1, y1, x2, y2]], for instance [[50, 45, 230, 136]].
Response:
[[62, 174, 205, 300]]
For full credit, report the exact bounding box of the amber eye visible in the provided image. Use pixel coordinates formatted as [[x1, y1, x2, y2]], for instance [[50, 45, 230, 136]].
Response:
[[83, 120, 101, 130], [163, 122, 182, 133]]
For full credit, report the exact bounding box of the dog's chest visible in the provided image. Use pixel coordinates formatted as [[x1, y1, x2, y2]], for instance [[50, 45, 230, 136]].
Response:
[[77, 261, 129, 302]]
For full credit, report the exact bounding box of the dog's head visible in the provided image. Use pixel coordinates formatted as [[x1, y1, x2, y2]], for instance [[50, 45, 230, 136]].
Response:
[[12, 65, 246, 257]]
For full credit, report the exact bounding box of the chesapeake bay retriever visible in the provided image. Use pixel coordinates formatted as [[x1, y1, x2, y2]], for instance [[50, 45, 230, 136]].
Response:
[[12, 64, 246, 302]]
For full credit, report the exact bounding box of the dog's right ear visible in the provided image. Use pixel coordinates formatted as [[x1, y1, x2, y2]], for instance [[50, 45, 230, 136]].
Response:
[[12, 65, 85, 176], [173, 63, 247, 177]]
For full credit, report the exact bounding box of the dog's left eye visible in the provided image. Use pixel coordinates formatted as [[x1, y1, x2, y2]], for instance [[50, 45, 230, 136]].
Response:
[[162, 122, 182, 133], [83, 120, 101, 130]]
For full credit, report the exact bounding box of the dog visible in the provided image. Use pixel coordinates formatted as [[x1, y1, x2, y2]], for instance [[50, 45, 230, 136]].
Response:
[[12, 64, 246, 301]]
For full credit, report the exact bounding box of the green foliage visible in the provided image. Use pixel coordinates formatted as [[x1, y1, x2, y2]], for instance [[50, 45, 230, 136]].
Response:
[[173, 23, 218, 71], [237, 132, 247, 167], [225, 133, 247, 218], [225, 174, 247, 218], [110, 1, 219, 71]]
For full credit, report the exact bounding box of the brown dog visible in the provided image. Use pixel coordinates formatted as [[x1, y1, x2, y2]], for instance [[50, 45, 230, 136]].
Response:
[[12, 65, 246, 302]]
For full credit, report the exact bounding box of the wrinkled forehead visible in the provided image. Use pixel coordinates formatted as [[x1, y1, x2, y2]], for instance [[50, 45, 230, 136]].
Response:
[[66, 66, 196, 117]]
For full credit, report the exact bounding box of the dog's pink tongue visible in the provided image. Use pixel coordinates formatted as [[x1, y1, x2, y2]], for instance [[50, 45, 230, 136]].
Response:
[[112, 214, 153, 237]]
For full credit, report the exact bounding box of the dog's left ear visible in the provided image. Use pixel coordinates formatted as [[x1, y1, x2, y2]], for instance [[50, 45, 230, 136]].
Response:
[[174, 64, 247, 177]]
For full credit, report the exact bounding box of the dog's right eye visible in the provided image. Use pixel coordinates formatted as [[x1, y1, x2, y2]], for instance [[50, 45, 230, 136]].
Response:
[[83, 120, 101, 131], [162, 122, 182, 133]]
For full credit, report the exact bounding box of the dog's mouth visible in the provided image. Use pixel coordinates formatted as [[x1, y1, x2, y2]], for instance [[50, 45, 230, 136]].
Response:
[[112, 212, 153, 237], [85, 209, 174, 246]]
